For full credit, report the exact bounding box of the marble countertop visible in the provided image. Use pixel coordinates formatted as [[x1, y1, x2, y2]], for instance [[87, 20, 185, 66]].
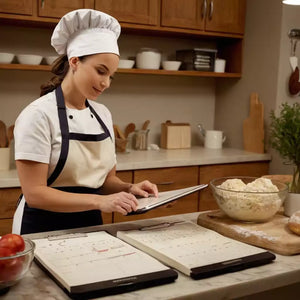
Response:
[[0, 147, 271, 188], [2, 212, 300, 300]]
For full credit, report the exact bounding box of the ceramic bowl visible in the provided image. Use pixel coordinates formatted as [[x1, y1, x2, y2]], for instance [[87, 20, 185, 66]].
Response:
[[0, 238, 35, 293], [162, 61, 182, 71], [210, 176, 289, 222], [118, 59, 135, 69], [44, 55, 59, 65], [17, 54, 43, 65], [0, 52, 14, 64]]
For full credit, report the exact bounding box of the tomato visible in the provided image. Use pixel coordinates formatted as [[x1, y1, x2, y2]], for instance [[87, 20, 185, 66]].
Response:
[[0, 247, 15, 258], [0, 234, 25, 253], [0, 246, 24, 282], [0, 257, 24, 282]]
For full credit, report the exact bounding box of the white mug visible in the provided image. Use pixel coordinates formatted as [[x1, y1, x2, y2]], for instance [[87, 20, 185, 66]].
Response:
[[214, 59, 226, 73], [204, 130, 226, 149]]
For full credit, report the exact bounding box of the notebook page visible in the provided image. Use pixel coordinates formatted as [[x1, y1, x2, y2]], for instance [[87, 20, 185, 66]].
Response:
[[117, 221, 266, 270], [33, 231, 169, 289]]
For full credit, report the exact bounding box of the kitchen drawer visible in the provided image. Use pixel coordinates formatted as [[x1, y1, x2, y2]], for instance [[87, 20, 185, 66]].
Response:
[[116, 170, 133, 183], [199, 161, 270, 211], [0, 188, 21, 218], [114, 166, 199, 223], [0, 219, 13, 235]]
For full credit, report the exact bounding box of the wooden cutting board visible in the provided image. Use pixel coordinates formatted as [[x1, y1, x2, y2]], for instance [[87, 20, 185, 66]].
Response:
[[197, 210, 300, 255], [243, 93, 264, 153]]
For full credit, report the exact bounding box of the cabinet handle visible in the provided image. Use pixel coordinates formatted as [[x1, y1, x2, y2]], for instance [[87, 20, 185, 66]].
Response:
[[41, 0, 45, 9], [156, 181, 175, 186], [202, 0, 207, 19], [209, 0, 214, 20]]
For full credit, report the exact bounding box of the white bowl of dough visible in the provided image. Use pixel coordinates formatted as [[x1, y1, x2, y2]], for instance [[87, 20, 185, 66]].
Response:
[[0, 52, 14, 64], [17, 54, 43, 65], [118, 59, 135, 69], [162, 60, 182, 71], [210, 176, 289, 222]]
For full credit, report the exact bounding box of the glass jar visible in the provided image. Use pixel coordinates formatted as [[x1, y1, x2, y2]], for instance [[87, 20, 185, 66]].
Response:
[[133, 129, 149, 150], [136, 48, 161, 70]]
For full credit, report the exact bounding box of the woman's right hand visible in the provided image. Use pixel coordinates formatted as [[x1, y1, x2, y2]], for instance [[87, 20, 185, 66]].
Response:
[[98, 192, 139, 215]]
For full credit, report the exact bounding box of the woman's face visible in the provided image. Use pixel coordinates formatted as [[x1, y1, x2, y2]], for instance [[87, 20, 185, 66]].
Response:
[[71, 53, 119, 100]]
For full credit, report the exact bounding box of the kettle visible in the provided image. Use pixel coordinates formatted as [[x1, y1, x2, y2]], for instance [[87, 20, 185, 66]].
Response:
[[197, 124, 226, 149]]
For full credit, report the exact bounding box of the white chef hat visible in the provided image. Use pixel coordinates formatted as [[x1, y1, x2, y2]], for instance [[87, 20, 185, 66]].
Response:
[[51, 9, 121, 59]]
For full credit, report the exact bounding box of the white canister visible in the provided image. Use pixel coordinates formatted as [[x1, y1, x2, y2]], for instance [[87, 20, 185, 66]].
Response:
[[214, 58, 226, 73], [0, 147, 10, 170], [136, 48, 161, 69], [284, 193, 300, 217], [204, 130, 226, 149]]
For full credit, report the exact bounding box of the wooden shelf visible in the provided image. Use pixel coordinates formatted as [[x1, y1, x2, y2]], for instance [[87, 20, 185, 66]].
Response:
[[0, 64, 241, 78]]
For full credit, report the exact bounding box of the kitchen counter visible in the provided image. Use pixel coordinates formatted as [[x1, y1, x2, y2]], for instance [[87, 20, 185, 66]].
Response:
[[0, 147, 271, 188], [2, 212, 300, 300]]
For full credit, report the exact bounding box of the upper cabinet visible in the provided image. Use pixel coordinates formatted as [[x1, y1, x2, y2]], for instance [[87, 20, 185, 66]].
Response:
[[0, 0, 33, 16], [0, 0, 246, 77], [38, 0, 93, 19], [161, 0, 246, 35], [95, 0, 159, 26], [161, 0, 205, 31]]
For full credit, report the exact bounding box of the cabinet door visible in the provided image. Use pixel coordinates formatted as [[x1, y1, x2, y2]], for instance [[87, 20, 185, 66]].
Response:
[[95, 0, 159, 26], [114, 166, 199, 223], [38, 0, 93, 19], [161, 0, 205, 30], [0, 188, 21, 235], [205, 0, 246, 35], [199, 162, 269, 211], [0, 0, 33, 16]]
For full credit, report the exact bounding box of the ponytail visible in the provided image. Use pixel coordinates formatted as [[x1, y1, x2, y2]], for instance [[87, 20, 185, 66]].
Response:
[[40, 55, 69, 96]]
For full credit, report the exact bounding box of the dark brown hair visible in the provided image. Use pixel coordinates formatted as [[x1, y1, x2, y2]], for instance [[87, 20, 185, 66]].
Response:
[[40, 55, 69, 96]]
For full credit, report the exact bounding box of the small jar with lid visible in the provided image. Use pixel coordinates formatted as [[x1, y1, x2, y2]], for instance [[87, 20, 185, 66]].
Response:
[[136, 48, 161, 70]]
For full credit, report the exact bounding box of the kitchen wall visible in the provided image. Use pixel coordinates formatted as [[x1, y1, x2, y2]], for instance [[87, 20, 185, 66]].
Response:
[[215, 0, 300, 175], [0, 24, 216, 151]]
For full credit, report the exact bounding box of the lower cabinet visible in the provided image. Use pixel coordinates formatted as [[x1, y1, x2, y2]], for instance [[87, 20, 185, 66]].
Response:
[[114, 166, 199, 223], [0, 161, 270, 235], [199, 161, 270, 211], [0, 188, 21, 235]]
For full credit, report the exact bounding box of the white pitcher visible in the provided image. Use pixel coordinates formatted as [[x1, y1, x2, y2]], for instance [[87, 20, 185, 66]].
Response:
[[198, 124, 226, 149]]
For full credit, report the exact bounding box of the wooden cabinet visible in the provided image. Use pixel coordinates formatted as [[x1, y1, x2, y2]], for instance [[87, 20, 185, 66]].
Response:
[[0, 0, 246, 78], [204, 0, 246, 35], [114, 166, 199, 223], [0, 0, 33, 16], [161, 0, 204, 31], [0, 161, 271, 233], [0, 188, 21, 235], [37, 0, 93, 19], [95, 0, 159, 26], [199, 161, 269, 211], [161, 0, 246, 35]]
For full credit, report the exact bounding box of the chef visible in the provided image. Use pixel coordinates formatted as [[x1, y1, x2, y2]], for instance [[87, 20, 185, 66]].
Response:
[[13, 9, 158, 234]]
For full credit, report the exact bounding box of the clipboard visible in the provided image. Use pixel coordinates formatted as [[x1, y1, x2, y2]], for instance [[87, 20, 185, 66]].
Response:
[[128, 184, 208, 215], [117, 221, 276, 280], [32, 231, 178, 299]]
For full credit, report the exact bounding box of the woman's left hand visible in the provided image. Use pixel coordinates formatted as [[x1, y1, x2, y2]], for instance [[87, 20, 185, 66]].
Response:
[[129, 180, 158, 198]]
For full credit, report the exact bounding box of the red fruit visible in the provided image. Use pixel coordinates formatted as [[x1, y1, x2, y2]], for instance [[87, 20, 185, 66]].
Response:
[[0, 234, 25, 253]]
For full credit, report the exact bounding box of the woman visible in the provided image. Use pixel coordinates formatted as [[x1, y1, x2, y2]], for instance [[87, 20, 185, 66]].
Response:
[[13, 9, 158, 234]]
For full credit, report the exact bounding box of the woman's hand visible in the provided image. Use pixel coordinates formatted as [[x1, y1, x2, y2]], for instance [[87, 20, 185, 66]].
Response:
[[98, 192, 139, 215], [129, 180, 159, 198]]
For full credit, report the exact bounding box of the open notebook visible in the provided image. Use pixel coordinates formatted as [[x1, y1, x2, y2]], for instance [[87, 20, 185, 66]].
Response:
[[33, 231, 177, 298], [128, 184, 208, 215], [117, 221, 275, 279]]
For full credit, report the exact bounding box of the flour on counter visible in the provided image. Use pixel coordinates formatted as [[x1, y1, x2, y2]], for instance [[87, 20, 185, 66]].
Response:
[[231, 225, 278, 242]]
